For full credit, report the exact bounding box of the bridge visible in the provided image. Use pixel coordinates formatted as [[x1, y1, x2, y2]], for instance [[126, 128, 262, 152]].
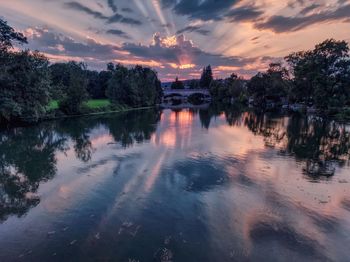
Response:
[[163, 89, 210, 97], [162, 89, 211, 104]]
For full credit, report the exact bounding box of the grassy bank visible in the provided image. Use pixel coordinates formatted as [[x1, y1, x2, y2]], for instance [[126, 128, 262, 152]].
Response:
[[48, 99, 111, 111], [43, 99, 157, 122]]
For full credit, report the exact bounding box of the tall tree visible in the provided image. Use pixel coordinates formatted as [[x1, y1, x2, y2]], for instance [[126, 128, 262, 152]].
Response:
[[199, 65, 213, 88], [57, 62, 89, 114]]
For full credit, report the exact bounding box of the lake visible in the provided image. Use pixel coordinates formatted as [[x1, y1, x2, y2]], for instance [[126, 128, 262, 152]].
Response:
[[1, 107, 350, 261]]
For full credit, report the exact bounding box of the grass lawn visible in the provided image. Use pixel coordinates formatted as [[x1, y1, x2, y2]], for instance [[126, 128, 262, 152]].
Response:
[[85, 99, 111, 109], [47, 99, 111, 110], [48, 100, 59, 110]]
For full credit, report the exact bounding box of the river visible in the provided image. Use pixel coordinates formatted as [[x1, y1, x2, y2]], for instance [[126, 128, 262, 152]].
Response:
[[1, 107, 350, 261]]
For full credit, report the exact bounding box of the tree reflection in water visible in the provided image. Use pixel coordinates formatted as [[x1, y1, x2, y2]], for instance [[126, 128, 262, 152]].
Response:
[[0, 109, 161, 221], [1, 107, 350, 223], [241, 113, 350, 178]]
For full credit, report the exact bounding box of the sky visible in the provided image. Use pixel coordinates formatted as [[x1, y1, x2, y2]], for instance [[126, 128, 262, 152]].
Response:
[[1, 0, 350, 81]]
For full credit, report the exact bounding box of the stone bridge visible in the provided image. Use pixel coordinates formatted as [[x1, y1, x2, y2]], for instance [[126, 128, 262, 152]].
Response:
[[163, 89, 210, 97], [162, 89, 211, 103]]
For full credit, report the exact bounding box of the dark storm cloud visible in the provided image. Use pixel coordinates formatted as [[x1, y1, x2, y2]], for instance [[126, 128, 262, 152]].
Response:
[[255, 4, 350, 33], [176, 26, 210, 36], [64, 1, 142, 26], [106, 29, 132, 39]]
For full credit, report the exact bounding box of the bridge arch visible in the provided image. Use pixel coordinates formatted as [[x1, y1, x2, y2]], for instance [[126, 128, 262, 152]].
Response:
[[162, 89, 211, 105]]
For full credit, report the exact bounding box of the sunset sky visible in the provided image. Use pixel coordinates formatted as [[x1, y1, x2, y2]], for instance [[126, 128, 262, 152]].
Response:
[[1, 0, 350, 81]]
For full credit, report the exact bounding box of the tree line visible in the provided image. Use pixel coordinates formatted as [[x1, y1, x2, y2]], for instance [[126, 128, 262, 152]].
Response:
[[0, 18, 162, 125], [206, 39, 350, 115]]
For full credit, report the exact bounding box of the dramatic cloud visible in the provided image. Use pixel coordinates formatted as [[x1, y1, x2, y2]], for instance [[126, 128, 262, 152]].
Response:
[[107, 0, 118, 13], [161, 0, 264, 24], [160, 0, 241, 21], [224, 5, 263, 22], [64, 2, 108, 19], [107, 13, 142, 26], [1, 0, 349, 80], [106, 29, 132, 39], [64, 1, 142, 26], [24, 27, 121, 60], [123, 33, 258, 69], [176, 26, 210, 36], [121, 7, 133, 13], [255, 4, 350, 33]]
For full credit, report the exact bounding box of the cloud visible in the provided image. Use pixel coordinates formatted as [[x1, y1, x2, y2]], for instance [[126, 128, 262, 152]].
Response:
[[123, 33, 256, 68], [176, 26, 210, 36], [224, 5, 263, 22], [299, 4, 321, 15], [64, 2, 108, 19], [22, 28, 275, 80], [107, 13, 142, 25], [106, 29, 132, 39], [255, 4, 350, 33], [64, 1, 142, 26], [121, 7, 133, 13], [25, 27, 121, 60], [160, 0, 241, 21], [107, 0, 118, 13]]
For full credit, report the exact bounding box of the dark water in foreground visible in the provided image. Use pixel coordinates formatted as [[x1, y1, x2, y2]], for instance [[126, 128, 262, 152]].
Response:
[[1, 108, 350, 261]]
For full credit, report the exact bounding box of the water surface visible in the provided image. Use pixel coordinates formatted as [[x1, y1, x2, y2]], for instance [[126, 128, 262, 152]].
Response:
[[1, 108, 350, 261]]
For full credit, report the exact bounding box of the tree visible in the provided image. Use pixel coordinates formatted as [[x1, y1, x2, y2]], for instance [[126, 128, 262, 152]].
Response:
[[106, 63, 129, 104], [199, 65, 213, 88], [86, 70, 102, 99], [285, 39, 350, 109], [57, 62, 89, 114], [171, 77, 184, 89], [106, 64, 162, 107], [227, 73, 247, 103], [0, 50, 51, 124], [247, 63, 289, 107], [0, 18, 27, 51]]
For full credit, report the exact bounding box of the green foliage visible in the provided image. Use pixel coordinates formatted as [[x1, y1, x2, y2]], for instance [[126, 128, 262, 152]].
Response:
[[285, 39, 350, 109], [85, 99, 110, 109], [0, 18, 50, 124], [248, 63, 290, 107], [106, 64, 162, 107], [56, 62, 89, 114], [0, 50, 51, 124], [171, 77, 184, 89], [0, 18, 27, 51], [209, 73, 247, 103], [199, 65, 213, 88]]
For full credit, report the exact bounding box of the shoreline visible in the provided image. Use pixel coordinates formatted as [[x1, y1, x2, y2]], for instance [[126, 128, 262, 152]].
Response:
[[0, 106, 157, 129], [43, 105, 156, 121]]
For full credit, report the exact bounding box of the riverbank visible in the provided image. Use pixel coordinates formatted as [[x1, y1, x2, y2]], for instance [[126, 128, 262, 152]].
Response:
[[0, 100, 156, 128]]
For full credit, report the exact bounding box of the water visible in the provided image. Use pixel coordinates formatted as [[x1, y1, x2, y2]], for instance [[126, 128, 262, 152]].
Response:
[[1, 107, 350, 261]]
